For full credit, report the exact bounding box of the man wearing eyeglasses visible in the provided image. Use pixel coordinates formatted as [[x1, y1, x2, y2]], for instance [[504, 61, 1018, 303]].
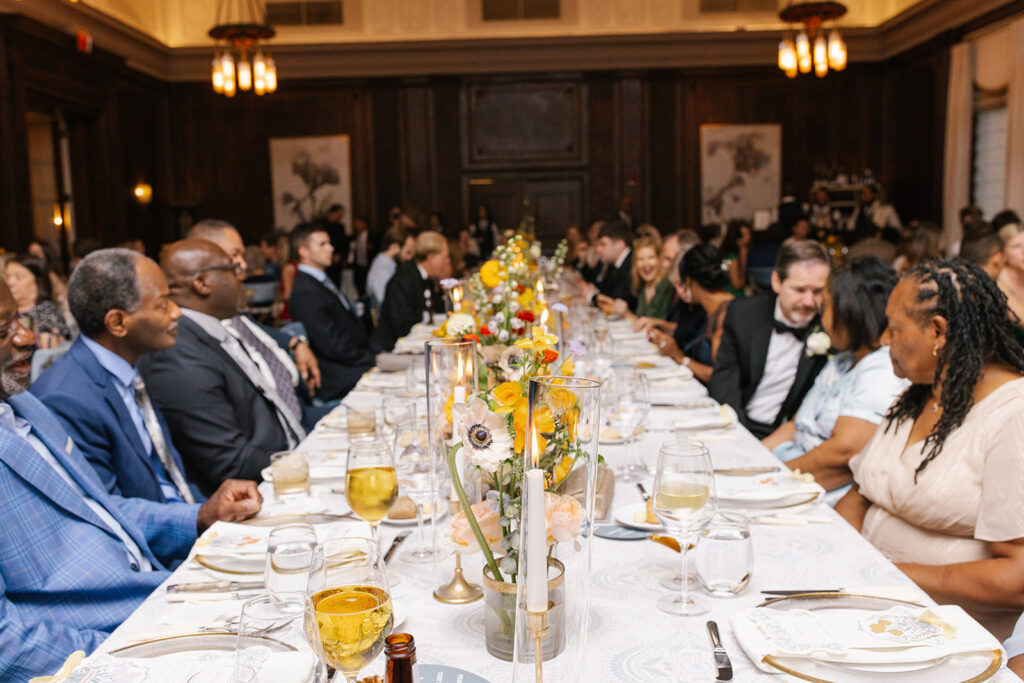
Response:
[[138, 239, 306, 496]]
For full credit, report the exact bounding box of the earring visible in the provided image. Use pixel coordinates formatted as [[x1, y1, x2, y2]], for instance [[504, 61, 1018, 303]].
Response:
[[932, 342, 939, 357]]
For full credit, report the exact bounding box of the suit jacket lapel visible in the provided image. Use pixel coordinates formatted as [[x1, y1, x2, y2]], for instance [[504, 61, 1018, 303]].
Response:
[[5, 393, 153, 556], [747, 295, 776, 394]]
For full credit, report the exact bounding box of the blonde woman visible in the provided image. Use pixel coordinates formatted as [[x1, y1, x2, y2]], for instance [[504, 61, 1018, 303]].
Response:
[[601, 236, 673, 320]]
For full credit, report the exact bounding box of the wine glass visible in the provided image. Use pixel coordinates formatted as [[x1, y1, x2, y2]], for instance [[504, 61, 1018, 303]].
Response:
[[345, 441, 398, 545], [382, 397, 416, 443], [593, 314, 610, 354], [651, 440, 716, 616], [605, 367, 651, 482], [393, 416, 444, 563], [265, 524, 318, 599], [305, 538, 393, 683], [235, 592, 327, 682]]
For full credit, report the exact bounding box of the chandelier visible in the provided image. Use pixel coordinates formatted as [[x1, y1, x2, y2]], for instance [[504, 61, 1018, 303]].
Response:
[[777, 2, 847, 79], [209, 0, 277, 97]]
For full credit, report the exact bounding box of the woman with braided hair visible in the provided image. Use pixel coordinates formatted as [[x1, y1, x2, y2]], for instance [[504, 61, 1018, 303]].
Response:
[[837, 259, 1024, 639]]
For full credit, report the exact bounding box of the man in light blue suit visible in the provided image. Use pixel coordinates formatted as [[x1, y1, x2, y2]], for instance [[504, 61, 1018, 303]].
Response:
[[0, 278, 261, 680]]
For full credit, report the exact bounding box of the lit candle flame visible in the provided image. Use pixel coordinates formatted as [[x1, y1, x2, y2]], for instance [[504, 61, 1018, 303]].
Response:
[[539, 308, 549, 326], [455, 354, 464, 381], [530, 423, 540, 467], [536, 280, 545, 296]]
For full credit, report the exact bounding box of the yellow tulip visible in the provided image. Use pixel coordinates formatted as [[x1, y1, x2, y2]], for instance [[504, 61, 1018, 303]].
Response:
[[491, 381, 524, 414]]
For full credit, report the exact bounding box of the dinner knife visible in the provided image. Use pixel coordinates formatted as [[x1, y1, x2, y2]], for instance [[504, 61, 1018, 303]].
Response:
[[713, 466, 781, 476], [384, 530, 412, 564], [760, 588, 844, 596], [636, 482, 650, 501], [706, 620, 733, 681], [166, 580, 264, 593]]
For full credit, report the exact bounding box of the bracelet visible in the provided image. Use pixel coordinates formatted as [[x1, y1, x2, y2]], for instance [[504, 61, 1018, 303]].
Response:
[[288, 335, 308, 352], [681, 356, 691, 367]]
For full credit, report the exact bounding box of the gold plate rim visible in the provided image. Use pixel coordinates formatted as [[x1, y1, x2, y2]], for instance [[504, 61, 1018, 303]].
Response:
[[109, 632, 296, 657], [194, 554, 264, 575]]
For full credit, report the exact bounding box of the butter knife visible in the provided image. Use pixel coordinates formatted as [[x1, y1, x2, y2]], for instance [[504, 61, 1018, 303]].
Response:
[[713, 466, 781, 476], [166, 580, 264, 593], [636, 483, 650, 501], [706, 620, 733, 681], [384, 530, 412, 564]]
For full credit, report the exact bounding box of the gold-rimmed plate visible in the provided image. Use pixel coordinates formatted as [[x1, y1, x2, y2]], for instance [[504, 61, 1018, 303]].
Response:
[[110, 632, 295, 658], [756, 593, 1002, 683], [240, 513, 356, 528], [194, 553, 265, 575]]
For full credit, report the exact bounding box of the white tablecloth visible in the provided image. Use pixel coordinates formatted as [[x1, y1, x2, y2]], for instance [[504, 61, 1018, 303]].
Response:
[[94, 340, 1015, 682]]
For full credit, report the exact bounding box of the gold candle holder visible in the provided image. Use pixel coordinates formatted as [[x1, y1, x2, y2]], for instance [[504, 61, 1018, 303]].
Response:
[[527, 606, 550, 682], [434, 501, 483, 604]]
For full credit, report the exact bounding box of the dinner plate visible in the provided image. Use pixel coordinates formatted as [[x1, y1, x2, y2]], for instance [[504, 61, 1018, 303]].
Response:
[[110, 632, 295, 658], [613, 502, 663, 531], [381, 507, 449, 526], [239, 513, 356, 528], [260, 465, 348, 483], [599, 425, 644, 444], [194, 552, 265, 575], [754, 593, 1001, 683], [716, 475, 824, 509]]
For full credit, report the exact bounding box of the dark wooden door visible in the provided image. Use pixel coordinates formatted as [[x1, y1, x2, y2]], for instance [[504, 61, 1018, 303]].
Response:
[[465, 174, 584, 250]]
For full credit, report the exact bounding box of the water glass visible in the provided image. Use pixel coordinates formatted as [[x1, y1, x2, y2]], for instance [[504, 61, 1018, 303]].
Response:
[[393, 417, 443, 563], [265, 524, 318, 598], [236, 592, 327, 682], [695, 510, 753, 597], [605, 367, 651, 482], [270, 451, 310, 498], [346, 409, 377, 441], [382, 397, 416, 442]]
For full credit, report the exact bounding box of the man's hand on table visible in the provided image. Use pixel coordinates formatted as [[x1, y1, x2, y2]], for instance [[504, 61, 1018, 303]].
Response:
[[292, 341, 322, 393], [196, 479, 263, 533]]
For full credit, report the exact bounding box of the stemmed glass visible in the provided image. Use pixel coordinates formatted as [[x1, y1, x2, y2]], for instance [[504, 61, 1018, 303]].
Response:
[[651, 440, 716, 616], [305, 538, 393, 683], [381, 397, 416, 444], [606, 367, 651, 482], [393, 416, 444, 563], [345, 441, 398, 545], [593, 314, 610, 355], [234, 592, 327, 683]]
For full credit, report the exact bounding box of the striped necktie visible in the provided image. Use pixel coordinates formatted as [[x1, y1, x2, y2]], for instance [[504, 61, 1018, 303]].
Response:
[[130, 376, 196, 504]]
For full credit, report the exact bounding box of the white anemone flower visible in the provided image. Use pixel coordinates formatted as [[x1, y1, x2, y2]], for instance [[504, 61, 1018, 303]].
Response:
[[453, 399, 513, 472], [499, 346, 527, 381]]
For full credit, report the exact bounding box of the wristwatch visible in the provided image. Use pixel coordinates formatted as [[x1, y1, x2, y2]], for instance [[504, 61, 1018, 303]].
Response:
[[681, 355, 692, 367], [288, 335, 308, 352]]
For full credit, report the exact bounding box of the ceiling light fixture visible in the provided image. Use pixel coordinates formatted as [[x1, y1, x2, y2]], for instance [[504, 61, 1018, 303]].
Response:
[[209, 0, 277, 97], [777, 2, 847, 79]]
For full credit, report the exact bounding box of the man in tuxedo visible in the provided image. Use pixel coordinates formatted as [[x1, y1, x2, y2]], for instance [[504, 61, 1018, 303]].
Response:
[[0, 278, 260, 680], [585, 220, 637, 310], [366, 227, 410, 311], [140, 240, 306, 495], [372, 230, 451, 351], [709, 240, 831, 438], [288, 224, 379, 399], [188, 220, 327, 427]]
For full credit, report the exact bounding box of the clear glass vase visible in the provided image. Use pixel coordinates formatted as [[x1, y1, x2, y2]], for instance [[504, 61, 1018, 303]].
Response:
[[482, 559, 565, 662]]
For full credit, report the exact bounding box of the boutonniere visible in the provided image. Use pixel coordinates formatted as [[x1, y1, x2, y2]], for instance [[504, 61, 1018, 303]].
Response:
[[805, 327, 833, 358]]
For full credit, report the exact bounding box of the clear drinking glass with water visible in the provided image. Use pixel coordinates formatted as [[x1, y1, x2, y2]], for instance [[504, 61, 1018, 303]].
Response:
[[265, 524, 318, 598], [270, 451, 310, 498], [606, 367, 651, 482], [695, 510, 753, 597]]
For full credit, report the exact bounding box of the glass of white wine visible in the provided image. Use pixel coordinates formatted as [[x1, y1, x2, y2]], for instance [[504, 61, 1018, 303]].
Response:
[[651, 440, 716, 616], [345, 441, 398, 546], [305, 537, 393, 683]]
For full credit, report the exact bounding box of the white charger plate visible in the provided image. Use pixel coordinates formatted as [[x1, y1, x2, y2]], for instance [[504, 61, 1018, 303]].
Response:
[[612, 502, 663, 531]]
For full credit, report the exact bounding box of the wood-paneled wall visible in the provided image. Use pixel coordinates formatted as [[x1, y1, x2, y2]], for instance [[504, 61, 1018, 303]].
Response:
[[0, 11, 957, 254]]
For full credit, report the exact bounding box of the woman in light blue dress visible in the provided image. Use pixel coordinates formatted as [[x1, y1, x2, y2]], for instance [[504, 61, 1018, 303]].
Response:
[[762, 256, 909, 503]]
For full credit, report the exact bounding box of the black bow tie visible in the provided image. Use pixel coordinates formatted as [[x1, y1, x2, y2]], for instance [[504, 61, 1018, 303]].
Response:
[[772, 320, 810, 341]]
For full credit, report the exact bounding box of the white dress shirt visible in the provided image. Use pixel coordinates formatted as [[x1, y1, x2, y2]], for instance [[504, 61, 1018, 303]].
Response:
[[744, 301, 808, 425], [366, 253, 397, 308]]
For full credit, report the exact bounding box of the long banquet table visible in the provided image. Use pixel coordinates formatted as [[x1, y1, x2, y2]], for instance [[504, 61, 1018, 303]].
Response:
[[92, 329, 1015, 682]]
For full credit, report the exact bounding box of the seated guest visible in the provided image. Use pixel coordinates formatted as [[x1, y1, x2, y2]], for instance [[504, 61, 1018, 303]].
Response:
[[372, 231, 451, 351], [367, 226, 408, 311], [762, 256, 908, 498], [845, 218, 898, 263], [837, 260, 1024, 639], [187, 220, 324, 413], [892, 220, 941, 274], [1006, 615, 1024, 677], [708, 240, 831, 438], [33, 249, 202, 503], [961, 230, 1004, 280], [996, 221, 1024, 345], [720, 219, 753, 294], [0, 278, 260, 680], [584, 221, 636, 310], [578, 220, 604, 283], [601, 236, 672, 320], [289, 224, 378, 399], [4, 254, 70, 348], [141, 240, 306, 495], [259, 232, 282, 279], [650, 244, 735, 383], [634, 230, 703, 338]]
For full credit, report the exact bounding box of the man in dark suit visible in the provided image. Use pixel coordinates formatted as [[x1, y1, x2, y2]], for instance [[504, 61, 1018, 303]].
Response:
[[587, 220, 637, 310], [709, 240, 831, 438], [140, 240, 306, 496], [288, 224, 378, 399], [372, 230, 451, 351]]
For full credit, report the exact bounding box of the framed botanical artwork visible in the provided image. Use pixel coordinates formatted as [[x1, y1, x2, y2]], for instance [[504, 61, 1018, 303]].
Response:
[[700, 124, 781, 225], [269, 135, 351, 232]]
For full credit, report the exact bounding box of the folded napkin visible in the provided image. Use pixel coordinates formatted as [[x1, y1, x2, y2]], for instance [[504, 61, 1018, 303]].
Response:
[[375, 352, 418, 372], [68, 651, 316, 683], [649, 385, 711, 407], [558, 464, 615, 519], [731, 604, 1002, 672], [672, 404, 738, 430], [642, 366, 695, 383], [193, 522, 268, 558], [609, 330, 647, 342], [359, 371, 406, 388], [393, 338, 427, 354]]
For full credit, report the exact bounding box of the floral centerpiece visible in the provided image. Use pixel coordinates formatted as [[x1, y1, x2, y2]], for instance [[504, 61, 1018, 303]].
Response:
[[443, 325, 588, 582]]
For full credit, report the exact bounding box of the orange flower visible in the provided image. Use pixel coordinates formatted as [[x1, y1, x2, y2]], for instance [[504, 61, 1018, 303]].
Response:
[[542, 349, 559, 364], [464, 333, 481, 344]]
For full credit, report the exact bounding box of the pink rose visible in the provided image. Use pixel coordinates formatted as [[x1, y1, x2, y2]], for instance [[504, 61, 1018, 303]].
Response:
[[445, 500, 503, 555], [545, 492, 584, 549]]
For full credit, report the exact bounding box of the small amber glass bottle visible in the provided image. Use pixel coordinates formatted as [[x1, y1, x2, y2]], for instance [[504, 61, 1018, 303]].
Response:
[[385, 632, 418, 683]]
